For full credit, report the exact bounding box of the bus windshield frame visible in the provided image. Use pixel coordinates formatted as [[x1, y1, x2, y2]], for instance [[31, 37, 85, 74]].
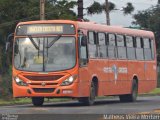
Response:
[[13, 35, 77, 72]]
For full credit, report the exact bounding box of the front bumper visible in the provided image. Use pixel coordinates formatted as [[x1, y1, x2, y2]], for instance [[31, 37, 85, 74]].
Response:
[[13, 80, 79, 98]]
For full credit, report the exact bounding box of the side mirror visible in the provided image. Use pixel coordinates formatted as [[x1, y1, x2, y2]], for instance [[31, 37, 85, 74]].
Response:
[[5, 42, 10, 52], [81, 36, 87, 46], [5, 33, 14, 53]]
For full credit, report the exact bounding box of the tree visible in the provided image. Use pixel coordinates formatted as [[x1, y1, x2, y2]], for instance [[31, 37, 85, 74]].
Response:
[[123, 2, 134, 15], [133, 5, 160, 50], [87, 1, 134, 25], [77, 0, 83, 19], [49, 0, 77, 20], [0, 0, 77, 97]]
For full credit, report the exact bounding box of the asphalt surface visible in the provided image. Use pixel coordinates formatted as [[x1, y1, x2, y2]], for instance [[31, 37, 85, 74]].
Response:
[[0, 96, 160, 120]]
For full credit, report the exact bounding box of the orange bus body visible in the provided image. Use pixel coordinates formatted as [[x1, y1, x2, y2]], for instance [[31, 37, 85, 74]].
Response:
[[12, 20, 157, 99]]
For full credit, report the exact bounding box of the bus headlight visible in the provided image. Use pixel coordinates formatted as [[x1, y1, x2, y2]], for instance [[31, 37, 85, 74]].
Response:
[[14, 77, 28, 86], [61, 75, 77, 86]]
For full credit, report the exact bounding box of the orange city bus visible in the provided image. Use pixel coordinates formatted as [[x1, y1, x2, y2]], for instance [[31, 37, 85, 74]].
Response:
[[10, 20, 157, 106]]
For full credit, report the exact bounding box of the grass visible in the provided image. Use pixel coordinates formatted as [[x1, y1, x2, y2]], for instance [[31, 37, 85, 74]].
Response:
[[147, 88, 160, 95], [0, 98, 31, 106], [0, 98, 70, 106]]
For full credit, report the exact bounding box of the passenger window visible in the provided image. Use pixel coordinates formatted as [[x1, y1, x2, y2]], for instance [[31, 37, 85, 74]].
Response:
[[98, 33, 107, 58], [126, 36, 134, 47], [143, 38, 150, 48], [108, 34, 116, 46], [98, 33, 106, 45], [151, 39, 155, 59], [117, 35, 125, 47], [136, 37, 144, 60], [108, 34, 116, 59], [117, 35, 126, 59], [136, 37, 141, 48], [143, 38, 152, 60], [126, 36, 136, 60], [88, 32, 95, 44], [88, 32, 97, 58]]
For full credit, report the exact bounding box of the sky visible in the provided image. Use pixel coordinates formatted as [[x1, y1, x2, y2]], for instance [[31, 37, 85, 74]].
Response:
[[81, 0, 157, 27]]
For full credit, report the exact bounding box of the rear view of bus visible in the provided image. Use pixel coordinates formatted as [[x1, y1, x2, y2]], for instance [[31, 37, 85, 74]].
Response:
[[13, 20, 79, 106]]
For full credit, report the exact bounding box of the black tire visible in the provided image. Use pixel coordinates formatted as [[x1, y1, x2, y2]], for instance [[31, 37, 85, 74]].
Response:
[[78, 82, 96, 106], [32, 97, 44, 106], [119, 79, 138, 102]]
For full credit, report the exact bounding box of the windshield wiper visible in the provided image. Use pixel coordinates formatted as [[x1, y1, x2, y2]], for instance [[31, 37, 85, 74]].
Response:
[[28, 35, 39, 50], [47, 35, 62, 48], [28, 35, 40, 59]]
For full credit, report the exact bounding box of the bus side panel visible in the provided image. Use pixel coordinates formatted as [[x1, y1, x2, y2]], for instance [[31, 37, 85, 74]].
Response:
[[145, 62, 155, 81], [107, 60, 117, 95], [132, 61, 145, 93], [106, 60, 130, 95], [78, 60, 105, 97], [127, 61, 135, 93], [138, 81, 157, 94], [78, 67, 90, 97], [91, 59, 108, 96], [139, 61, 157, 93], [116, 60, 129, 95]]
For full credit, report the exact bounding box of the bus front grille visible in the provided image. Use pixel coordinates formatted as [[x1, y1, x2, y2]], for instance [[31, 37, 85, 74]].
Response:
[[30, 83, 58, 86], [33, 88, 55, 93], [24, 75, 64, 81]]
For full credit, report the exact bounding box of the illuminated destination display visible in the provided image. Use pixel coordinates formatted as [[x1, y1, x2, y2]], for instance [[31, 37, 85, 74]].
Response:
[[27, 26, 63, 34], [16, 24, 75, 35]]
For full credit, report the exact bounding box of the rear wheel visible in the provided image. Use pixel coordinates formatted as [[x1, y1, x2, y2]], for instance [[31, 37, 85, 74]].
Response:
[[32, 97, 44, 106], [119, 79, 138, 102], [78, 82, 96, 105]]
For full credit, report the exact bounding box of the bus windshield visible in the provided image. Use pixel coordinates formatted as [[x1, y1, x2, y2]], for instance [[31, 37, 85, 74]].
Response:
[[14, 36, 76, 72]]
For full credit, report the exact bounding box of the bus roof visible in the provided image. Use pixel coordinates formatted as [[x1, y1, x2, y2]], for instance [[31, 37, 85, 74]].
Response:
[[77, 22, 154, 38], [17, 20, 76, 26], [17, 20, 154, 38]]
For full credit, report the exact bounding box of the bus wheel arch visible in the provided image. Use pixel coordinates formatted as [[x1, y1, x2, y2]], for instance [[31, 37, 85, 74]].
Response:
[[119, 76, 138, 102], [92, 76, 99, 96], [132, 76, 138, 93], [78, 76, 98, 105]]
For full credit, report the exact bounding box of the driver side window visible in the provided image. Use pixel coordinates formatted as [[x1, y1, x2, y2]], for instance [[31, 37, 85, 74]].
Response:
[[80, 39, 87, 59], [79, 34, 88, 66]]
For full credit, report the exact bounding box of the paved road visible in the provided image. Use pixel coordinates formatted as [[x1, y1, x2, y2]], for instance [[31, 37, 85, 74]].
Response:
[[0, 96, 160, 120], [0, 96, 160, 114]]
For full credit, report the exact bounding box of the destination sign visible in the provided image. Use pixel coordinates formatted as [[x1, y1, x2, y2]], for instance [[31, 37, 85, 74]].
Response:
[[27, 26, 63, 34], [16, 24, 75, 35]]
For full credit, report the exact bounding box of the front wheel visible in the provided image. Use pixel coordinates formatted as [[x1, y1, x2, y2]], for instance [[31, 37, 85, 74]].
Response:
[[32, 97, 44, 106], [119, 79, 138, 102], [78, 82, 96, 105]]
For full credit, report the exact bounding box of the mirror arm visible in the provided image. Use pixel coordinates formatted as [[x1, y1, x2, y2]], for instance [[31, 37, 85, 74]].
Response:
[[7, 33, 14, 42]]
